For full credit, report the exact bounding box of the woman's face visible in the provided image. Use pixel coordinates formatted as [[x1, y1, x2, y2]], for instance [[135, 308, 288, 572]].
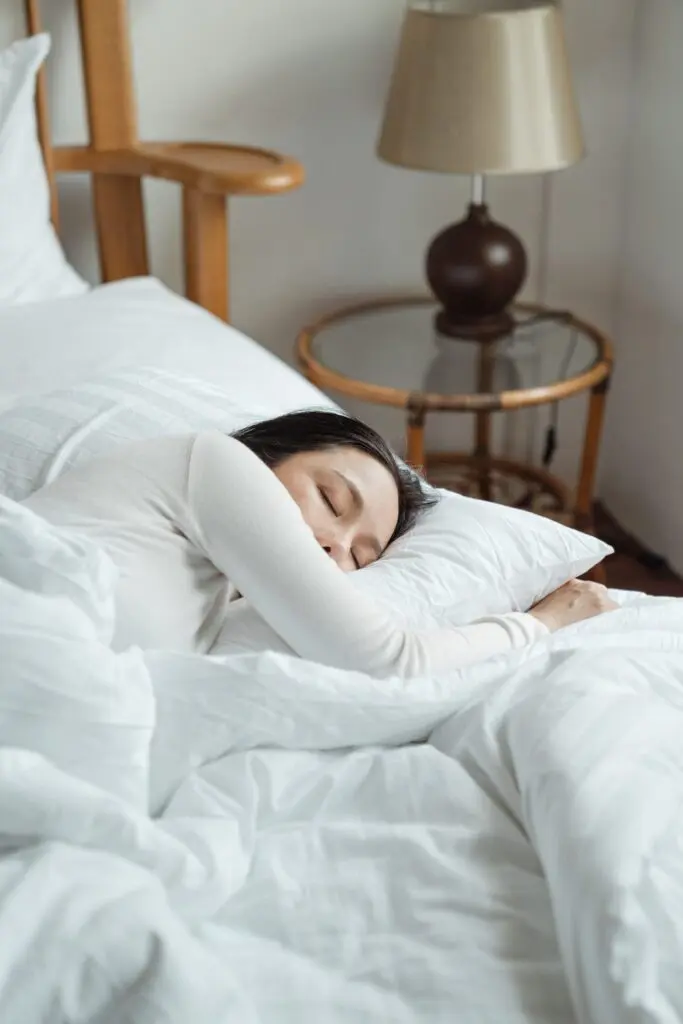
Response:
[[273, 446, 399, 572]]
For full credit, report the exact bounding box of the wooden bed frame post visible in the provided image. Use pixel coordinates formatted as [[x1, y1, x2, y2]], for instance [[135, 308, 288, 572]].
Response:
[[76, 0, 149, 281]]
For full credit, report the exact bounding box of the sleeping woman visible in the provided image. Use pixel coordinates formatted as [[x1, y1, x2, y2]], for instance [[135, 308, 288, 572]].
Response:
[[22, 410, 617, 677]]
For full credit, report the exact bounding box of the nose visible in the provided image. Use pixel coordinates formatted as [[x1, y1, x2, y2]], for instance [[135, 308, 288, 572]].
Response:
[[321, 540, 349, 568], [317, 525, 353, 569]]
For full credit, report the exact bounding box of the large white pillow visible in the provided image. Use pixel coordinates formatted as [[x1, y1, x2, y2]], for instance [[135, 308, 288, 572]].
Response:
[[0, 497, 153, 809], [0, 34, 88, 304], [0, 275, 333, 409], [0, 362, 610, 632]]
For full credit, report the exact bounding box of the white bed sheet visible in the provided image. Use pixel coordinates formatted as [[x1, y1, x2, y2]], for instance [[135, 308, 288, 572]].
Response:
[[2, 497, 683, 1023], [2, 278, 680, 1021]]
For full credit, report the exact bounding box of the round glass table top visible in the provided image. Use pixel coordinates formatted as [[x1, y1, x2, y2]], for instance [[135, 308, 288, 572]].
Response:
[[298, 299, 610, 410]]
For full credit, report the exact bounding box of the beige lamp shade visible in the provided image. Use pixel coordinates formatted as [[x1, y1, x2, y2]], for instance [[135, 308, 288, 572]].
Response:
[[378, 1, 584, 175]]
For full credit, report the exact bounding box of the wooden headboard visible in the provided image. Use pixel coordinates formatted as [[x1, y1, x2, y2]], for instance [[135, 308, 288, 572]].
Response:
[[22, 0, 304, 322]]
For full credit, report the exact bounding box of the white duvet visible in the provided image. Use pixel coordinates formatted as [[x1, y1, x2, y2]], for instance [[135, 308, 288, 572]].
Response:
[[2, 497, 683, 1024]]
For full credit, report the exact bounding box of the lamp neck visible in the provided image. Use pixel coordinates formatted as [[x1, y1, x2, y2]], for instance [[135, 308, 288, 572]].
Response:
[[471, 174, 486, 206]]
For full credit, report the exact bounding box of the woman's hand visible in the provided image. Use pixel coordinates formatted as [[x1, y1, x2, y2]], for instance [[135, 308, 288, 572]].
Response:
[[529, 579, 618, 633]]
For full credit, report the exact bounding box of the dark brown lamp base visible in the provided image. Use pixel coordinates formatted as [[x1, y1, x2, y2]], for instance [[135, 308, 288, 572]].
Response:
[[426, 203, 528, 340]]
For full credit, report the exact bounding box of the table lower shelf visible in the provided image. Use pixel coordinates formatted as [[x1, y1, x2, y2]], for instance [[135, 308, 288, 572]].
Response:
[[423, 451, 572, 517]]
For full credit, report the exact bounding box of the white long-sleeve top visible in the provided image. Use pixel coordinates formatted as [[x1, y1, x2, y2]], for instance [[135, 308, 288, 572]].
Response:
[[23, 431, 546, 675]]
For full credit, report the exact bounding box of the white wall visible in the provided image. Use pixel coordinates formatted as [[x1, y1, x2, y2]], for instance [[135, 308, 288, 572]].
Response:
[[600, 0, 683, 575], [2, 0, 636, 481]]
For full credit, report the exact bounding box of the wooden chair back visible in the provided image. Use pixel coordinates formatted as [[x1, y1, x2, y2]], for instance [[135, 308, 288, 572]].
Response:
[[24, 0, 149, 281], [18, 0, 304, 320]]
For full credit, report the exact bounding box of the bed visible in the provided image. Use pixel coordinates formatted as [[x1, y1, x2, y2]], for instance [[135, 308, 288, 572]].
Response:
[[2, 4, 683, 1023]]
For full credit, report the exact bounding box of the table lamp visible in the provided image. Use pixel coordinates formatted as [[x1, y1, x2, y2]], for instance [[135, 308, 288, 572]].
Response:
[[377, 0, 584, 340]]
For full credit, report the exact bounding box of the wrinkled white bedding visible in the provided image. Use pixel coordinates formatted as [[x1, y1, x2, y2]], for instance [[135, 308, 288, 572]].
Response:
[[2, 497, 683, 1023]]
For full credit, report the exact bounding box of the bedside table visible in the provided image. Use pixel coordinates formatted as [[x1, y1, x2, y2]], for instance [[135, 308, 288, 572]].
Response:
[[297, 295, 613, 540]]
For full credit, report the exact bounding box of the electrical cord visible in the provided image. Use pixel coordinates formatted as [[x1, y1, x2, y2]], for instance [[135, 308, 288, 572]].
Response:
[[543, 322, 578, 468], [510, 309, 576, 470], [507, 309, 575, 509]]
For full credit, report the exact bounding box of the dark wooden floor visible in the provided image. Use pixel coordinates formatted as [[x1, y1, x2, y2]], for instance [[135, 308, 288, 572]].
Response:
[[596, 504, 683, 597]]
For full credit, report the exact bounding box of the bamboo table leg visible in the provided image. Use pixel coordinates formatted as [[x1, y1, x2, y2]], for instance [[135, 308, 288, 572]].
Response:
[[406, 398, 426, 475], [475, 343, 495, 500], [575, 376, 611, 583]]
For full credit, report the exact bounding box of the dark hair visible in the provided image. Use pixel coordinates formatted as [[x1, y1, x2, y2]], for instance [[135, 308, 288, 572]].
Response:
[[232, 409, 438, 546]]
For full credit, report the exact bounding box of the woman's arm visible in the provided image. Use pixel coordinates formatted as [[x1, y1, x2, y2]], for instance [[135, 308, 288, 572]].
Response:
[[186, 431, 546, 677]]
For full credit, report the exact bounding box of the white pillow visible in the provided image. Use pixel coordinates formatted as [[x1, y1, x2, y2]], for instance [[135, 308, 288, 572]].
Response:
[[0, 275, 333, 409], [0, 497, 153, 809], [355, 492, 611, 623], [0, 34, 88, 305], [0, 362, 610, 634], [212, 493, 610, 654]]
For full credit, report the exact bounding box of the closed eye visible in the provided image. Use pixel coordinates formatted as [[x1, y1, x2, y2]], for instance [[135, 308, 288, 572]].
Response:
[[351, 551, 361, 570], [319, 486, 339, 516]]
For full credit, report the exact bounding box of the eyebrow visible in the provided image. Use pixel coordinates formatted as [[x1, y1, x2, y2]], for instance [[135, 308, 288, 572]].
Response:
[[333, 470, 383, 560]]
